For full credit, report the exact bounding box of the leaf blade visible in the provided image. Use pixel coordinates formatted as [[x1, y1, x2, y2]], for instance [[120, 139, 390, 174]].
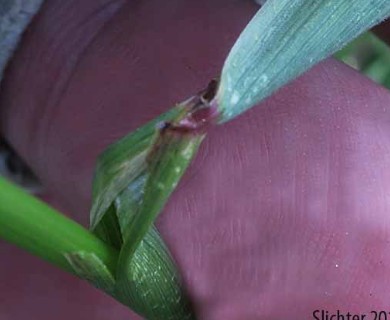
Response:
[[217, 0, 390, 122]]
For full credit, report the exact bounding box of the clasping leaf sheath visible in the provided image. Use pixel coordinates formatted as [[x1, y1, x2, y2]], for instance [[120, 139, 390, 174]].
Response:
[[77, 85, 217, 319]]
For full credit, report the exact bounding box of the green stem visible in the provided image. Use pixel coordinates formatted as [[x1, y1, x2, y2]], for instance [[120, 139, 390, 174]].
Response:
[[0, 177, 118, 275]]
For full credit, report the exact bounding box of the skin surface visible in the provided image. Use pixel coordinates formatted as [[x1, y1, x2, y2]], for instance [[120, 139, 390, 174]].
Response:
[[0, 1, 390, 319]]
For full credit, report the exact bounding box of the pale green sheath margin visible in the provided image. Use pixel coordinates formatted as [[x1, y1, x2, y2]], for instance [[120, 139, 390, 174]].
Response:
[[0, 0, 45, 81]]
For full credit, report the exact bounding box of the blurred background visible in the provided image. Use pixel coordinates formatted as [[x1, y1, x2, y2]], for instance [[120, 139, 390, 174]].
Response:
[[336, 32, 390, 89]]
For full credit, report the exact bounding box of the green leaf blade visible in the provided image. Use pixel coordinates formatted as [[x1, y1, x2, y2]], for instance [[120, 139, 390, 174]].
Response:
[[217, 0, 390, 123]]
